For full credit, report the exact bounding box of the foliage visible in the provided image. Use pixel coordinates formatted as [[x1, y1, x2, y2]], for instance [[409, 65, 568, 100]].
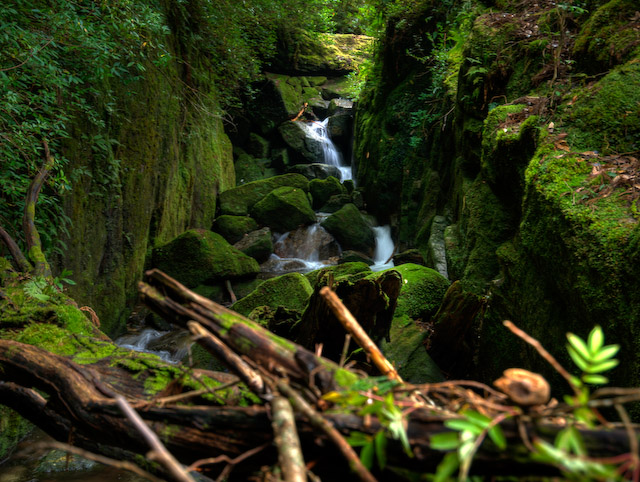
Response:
[[23, 269, 76, 302]]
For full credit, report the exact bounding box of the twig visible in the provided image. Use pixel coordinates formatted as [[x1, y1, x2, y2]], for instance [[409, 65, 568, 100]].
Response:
[[27, 441, 163, 482], [503, 320, 579, 396], [615, 404, 640, 482], [186, 442, 269, 471], [339, 334, 352, 367], [1, 37, 54, 72], [154, 379, 240, 405], [187, 321, 268, 397], [271, 396, 307, 482], [224, 279, 237, 304], [276, 380, 377, 482], [320, 286, 401, 382], [115, 395, 196, 482]]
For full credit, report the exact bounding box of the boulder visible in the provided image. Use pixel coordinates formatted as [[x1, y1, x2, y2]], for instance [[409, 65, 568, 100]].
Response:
[[270, 147, 291, 171], [233, 227, 274, 263], [278, 121, 324, 163], [319, 193, 352, 213], [304, 262, 371, 288], [385, 264, 450, 320], [320, 204, 375, 255], [232, 272, 313, 317], [247, 132, 270, 158], [327, 113, 352, 144], [251, 186, 316, 233], [339, 250, 374, 266], [287, 163, 341, 180], [328, 98, 354, 116], [274, 225, 340, 261], [212, 215, 258, 244], [219, 173, 309, 216], [234, 151, 278, 185], [309, 176, 345, 210], [151, 229, 260, 288], [393, 249, 427, 267]]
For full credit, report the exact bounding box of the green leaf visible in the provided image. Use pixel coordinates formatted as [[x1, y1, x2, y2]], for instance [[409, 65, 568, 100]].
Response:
[[445, 419, 484, 436], [591, 344, 620, 362], [360, 440, 374, 470], [346, 431, 371, 447], [567, 345, 590, 372], [567, 333, 590, 361], [374, 430, 387, 470], [460, 409, 491, 428], [430, 432, 461, 451], [581, 373, 609, 385], [585, 358, 618, 373], [587, 325, 604, 354], [434, 452, 459, 482], [488, 424, 507, 450]]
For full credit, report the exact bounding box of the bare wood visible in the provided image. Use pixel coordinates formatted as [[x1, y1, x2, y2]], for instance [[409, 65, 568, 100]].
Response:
[[187, 321, 268, 397], [277, 380, 377, 482], [225, 279, 237, 303], [23, 139, 55, 277], [0, 224, 31, 272], [320, 286, 401, 382], [115, 395, 196, 482], [271, 396, 307, 482]]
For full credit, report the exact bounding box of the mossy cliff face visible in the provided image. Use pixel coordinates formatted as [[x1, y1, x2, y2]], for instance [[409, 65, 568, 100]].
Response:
[[57, 2, 235, 336], [354, 0, 640, 386]]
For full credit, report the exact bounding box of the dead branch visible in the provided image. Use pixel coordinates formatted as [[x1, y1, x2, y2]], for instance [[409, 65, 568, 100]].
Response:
[[320, 286, 401, 382], [116, 395, 196, 482], [271, 396, 307, 482], [0, 225, 31, 272]]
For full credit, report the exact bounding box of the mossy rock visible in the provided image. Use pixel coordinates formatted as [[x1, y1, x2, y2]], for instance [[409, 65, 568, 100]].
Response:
[[304, 261, 372, 288], [319, 193, 352, 213], [278, 121, 325, 164], [193, 278, 264, 305], [233, 227, 274, 263], [268, 74, 305, 117], [234, 151, 277, 185], [152, 229, 260, 288], [219, 173, 309, 216], [247, 132, 270, 158], [251, 186, 316, 233], [573, 0, 640, 72], [560, 61, 640, 154], [321, 203, 375, 255], [287, 163, 342, 180], [212, 215, 259, 244], [309, 176, 345, 209], [247, 305, 303, 340], [339, 250, 374, 265], [386, 264, 450, 320], [232, 272, 313, 317], [380, 315, 444, 384]]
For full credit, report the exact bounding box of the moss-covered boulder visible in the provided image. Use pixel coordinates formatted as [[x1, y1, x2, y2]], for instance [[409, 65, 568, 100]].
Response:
[[219, 173, 309, 216], [232, 272, 313, 317], [287, 163, 342, 180], [304, 261, 372, 288], [233, 227, 274, 263], [319, 193, 352, 213], [388, 264, 450, 320], [212, 215, 259, 244], [251, 186, 316, 233], [309, 176, 346, 210], [247, 132, 270, 158], [152, 229, 260, 288], [321, 203, 375, 255], [381, 315, 444, 384], [234, 151, 278, 185]]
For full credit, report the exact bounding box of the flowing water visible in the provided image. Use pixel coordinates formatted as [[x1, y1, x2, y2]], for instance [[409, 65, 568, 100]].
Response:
[[302, 118, 353, 182]]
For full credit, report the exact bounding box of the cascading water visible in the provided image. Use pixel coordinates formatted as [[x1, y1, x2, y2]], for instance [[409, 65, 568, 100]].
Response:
[[303, 118, 353, 182], [370, 225, 395, 272]]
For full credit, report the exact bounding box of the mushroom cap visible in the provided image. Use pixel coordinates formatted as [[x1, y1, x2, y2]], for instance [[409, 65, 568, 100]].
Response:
[[493, 368, 550, 406]]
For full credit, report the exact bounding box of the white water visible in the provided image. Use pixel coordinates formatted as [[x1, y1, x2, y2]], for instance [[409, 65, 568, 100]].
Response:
[[303, 118, 353, 182], [116, 328, 189, 364], [370, 225, 395, 272]]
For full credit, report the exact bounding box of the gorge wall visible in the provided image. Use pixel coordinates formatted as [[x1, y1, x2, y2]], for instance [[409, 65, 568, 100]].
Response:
[[354, 0, 640, 386]]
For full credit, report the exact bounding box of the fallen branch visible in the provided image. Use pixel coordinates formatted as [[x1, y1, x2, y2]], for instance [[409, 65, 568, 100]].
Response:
[[271, 396, 307, 482]]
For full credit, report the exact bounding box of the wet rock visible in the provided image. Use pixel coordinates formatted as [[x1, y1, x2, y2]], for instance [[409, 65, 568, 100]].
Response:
[[339, 250, 374, 265], [251, 186, 316, 233], [212, 215, 258, 244], [287, 163, 341, 180], [309, 176, 345, 210], [234, 227, 274, 263], [393, 249, 426, 266], [260, 256, 310, 273], [321, 203, 375, 255], [219, 173, 309, 216], [427, 215, 449, 279], [232, 272, 313, 317], [278, 121, 325, 163], [327, 113, 352, 144], [152, 229, 260, 287], [274, 225, 341, 261], [305, 261, 371, 288], [328, 98, 354, 116]]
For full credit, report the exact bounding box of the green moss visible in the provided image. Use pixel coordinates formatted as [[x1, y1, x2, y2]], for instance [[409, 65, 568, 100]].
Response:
[[152, 229, 260, 288], [560, 61, 640, 154], [232, 272, 313, 317], [320, 203, 375, 254], [0, 406, 33, 461], [305, 262, 371, 288], [309, 176, 346, 210], [573, 0, 640, 72], [387, 263, 450, 320], [212, 215, 259, 244], [250, 186, 316, 233]]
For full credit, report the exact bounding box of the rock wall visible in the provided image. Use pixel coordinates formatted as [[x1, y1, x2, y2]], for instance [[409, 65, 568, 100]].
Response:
[[354, 0, 640, 387], [56, 3, 235, 336]]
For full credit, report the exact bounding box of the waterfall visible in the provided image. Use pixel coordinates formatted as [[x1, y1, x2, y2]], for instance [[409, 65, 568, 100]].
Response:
[[116, 328, 190, 363], [370, 225, 395, 272], [303, 118, 353, 182]]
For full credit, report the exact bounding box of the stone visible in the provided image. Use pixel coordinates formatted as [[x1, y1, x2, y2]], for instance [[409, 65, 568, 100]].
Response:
[[287, 163, 342, 180], [234, 151, 278, 185], [386, 263, 450, 320], [319, 193, 352, 213], [212, 215, 258, 244], [278, 121, 324, 164], [270, 147, 291, 171], [233, 227, 274, 263], [339, 250, 374, 265], [304, 262, 371, 288], [321, 203, 375, 255], [251, 186, 316, 233], [427, 215, 449, 279], [219, 173, 309, 216], [393, 249, 427, 266], [328, 98, 354, 116], [152, 229, 260, 288], [274, 224, 340, 261], [247, 132, 270, 158], [232, 272, 313, 317], [309, 176, 345, 210], [327, 113, 352, 142]]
